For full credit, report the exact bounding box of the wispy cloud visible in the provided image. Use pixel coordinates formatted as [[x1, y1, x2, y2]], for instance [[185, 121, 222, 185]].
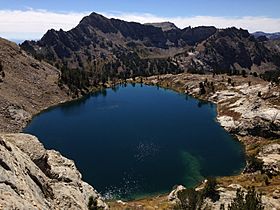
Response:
[[0, 9, 280, 40]]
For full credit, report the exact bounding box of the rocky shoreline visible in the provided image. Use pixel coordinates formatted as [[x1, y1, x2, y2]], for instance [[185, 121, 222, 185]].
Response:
[[110, 73, 280, 209]]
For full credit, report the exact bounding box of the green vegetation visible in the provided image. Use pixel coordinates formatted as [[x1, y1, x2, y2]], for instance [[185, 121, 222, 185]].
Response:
[[174, 177, 220, 210], [244, 155, 264, 173], [202, 178, 220, 202], [174, 184, 264, 210], [59, 64, 90, 94], [88, 196, 103, 210], [199, 82, 206, 95], [58, 50, 182, 94], [174, 188, 203, 210], [227, 187, 264, 210], [241, 70, 247, 78], [261, 70, 280, 84]]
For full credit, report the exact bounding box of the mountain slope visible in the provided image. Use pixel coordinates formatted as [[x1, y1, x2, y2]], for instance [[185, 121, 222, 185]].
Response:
[[21, 12, 280, 93], [177, 27, 280, 74], [0, 38, 70, 132]]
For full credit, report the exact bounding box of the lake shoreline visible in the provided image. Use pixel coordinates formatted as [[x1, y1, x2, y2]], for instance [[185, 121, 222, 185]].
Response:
[[108, 73, 280, 209], [2, 73, 280, 209], [23, 82, 246, 201]]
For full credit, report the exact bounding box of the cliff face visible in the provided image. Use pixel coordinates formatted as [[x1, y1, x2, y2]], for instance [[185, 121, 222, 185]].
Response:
[[0, 133, 108, 210]]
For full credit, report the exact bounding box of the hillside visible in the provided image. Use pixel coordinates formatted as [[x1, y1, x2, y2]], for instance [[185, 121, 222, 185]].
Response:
[[0, 38, 70, 132], [176, 27, 280, 74]]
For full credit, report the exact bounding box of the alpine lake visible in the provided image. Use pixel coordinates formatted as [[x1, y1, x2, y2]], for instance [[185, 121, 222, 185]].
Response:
[[24, 84, 245, 200]]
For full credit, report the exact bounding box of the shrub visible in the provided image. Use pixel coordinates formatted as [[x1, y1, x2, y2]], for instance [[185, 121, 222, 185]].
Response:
[[253, 72, 258, 77], [244, 156, 264, 173], [199, 82, 206, 95], [202, 177, 220, 202], [241, 70, 247, 78], [228, 187, 264, 210], [88, 196, 103, 210], [174, 188, 203, 210]]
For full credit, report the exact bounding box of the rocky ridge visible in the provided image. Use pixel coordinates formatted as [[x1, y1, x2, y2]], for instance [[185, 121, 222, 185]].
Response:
[[20, 12, 280, 95]]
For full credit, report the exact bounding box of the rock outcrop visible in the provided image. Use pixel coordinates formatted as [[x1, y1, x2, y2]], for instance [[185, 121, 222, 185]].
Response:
[[0, 133, 108, 210], [258, 144, 280, 176]]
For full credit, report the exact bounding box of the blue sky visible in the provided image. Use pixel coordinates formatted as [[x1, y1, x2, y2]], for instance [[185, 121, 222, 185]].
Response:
[[0, 0, 280, 40], [1, 0, 280, 18]]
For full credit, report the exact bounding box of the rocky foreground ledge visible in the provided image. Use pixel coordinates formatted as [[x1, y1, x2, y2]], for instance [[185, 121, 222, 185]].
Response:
[[0, 133, 108, 210]]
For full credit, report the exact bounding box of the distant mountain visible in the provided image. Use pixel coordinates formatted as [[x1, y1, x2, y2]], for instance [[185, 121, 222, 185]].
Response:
[[144, 22, 178, 31], [252, 31, 280, 40], [20, 12, 280, 93], [9, 39, 25, 44]]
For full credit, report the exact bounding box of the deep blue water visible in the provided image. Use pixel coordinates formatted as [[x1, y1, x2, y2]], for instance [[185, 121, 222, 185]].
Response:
[[24, 84, 245, 200]]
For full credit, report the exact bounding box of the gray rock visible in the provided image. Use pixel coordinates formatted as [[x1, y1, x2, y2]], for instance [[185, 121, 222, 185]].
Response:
[[0, 133, 108, 210]]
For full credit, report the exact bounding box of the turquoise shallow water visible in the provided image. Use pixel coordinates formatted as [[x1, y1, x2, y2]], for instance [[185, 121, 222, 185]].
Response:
[[24, 84, 245, 199]]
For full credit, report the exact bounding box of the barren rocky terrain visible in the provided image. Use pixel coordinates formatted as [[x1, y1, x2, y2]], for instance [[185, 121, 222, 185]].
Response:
[[0, 38, 70, 132]]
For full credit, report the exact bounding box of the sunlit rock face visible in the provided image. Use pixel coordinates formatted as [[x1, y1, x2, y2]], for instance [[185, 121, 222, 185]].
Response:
[[0, 133, 108, 210]]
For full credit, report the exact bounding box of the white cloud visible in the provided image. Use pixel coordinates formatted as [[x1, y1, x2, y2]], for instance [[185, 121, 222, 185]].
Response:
[[0, 9, 280, 40], [0, 9, 90, 40], [102, 12, 280, 33]]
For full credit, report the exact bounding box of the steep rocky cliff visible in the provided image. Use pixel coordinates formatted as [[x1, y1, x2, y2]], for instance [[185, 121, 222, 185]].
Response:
[[0, 133, 108, 209]]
